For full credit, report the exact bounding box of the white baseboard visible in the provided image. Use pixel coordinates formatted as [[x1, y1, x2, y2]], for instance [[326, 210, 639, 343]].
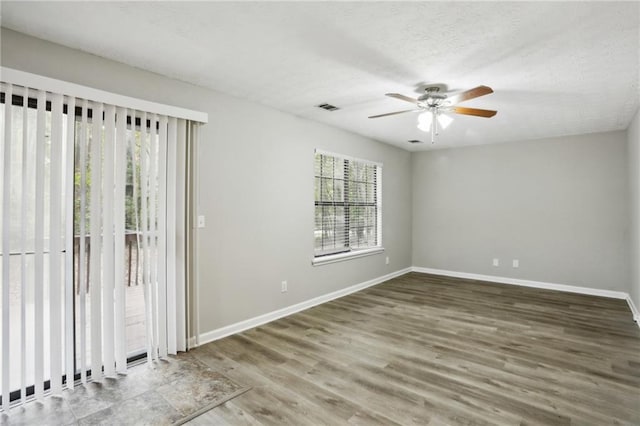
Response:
[[412, 266, 640, 328], [187, 336, 197, 349], [190, 266, 640, 346], [193, 267, 413, 347], [411, 266, 629, 299], [627, 295, 640, 324]]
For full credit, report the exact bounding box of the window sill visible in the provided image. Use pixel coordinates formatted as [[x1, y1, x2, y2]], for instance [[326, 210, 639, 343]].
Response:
[[312, 247, 385, 266]]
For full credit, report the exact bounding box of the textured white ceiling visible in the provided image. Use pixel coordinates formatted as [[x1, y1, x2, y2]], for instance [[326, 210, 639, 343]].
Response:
[[1, 2, 638, 151]]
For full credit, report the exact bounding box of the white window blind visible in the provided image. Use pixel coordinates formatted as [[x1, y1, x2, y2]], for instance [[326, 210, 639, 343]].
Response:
[[0, 77, 203, 411], [314, 150, 382, 257]]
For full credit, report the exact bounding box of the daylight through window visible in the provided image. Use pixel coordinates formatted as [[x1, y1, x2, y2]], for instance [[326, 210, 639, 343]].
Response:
[[314, 150, 382, 258]]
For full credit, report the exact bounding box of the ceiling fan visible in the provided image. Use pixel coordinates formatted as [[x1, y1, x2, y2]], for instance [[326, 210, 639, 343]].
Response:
[[369, 85, 497, 143]]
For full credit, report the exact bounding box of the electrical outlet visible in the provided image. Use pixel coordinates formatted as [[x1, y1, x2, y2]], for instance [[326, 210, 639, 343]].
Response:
[[281, 281, 287, 293], [197, 215, 206, 228], [492, 258, 499, 267], [385, 256, 389, 265], [512, 259, 519, 268]]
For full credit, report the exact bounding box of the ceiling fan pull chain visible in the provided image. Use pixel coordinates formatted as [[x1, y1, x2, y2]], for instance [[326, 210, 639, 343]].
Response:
[[431, 111, 436, 144]]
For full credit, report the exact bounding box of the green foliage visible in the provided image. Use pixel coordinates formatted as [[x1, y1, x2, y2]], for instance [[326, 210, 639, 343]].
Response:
[[73, 127, 148, 235]]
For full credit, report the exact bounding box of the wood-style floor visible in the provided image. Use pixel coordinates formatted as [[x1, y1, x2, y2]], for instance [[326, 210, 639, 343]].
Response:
[[188, 272, 640, 425]]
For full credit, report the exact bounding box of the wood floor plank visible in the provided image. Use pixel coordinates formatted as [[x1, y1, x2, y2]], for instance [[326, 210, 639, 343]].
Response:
[[188, 272, 640, 425]]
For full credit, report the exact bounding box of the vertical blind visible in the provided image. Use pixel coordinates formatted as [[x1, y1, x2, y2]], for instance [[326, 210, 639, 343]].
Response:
[[314, 150, 382, 257], [0, 79, 199, 410]]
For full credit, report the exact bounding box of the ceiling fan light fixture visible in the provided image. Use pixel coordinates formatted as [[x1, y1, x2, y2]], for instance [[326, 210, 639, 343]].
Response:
[[417, 111, 432, 132], [437, 113, 453, 129]]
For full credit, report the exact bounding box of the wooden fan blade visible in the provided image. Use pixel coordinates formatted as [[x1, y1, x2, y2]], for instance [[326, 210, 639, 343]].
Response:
[[452, 106, 497, 118], [446, 85, 493, 105], [385, 93, 419, 105], [369, 109, 421, 119]]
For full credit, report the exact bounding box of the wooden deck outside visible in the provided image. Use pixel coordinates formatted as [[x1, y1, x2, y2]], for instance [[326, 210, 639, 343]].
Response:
[[4, 237, 148, 393]]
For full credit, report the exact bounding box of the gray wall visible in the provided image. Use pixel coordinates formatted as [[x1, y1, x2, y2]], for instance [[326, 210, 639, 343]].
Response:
[[1, 27, 635, 335], [629, 109, 640, 311], [412, 132, 630, 292], [0, 28, 413, 333]]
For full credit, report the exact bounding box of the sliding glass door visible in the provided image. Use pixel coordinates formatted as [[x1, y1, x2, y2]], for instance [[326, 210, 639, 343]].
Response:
[[72, 109, 153, 373], [1, 92, 155, 404], [1, 77, 195, 410]]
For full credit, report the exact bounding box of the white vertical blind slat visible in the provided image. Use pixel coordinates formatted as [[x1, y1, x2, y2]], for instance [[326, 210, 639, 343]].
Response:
[[102, 104, 116, 376], [90, 102, 103, 380], [64, 96, 76, 390], [129, 109, 140, 298], [175, 119, 187, 352], [78, 99, 89, 384], [49, 93, 64, 394], [1, 84, 12, 411], [184, 123, 192, 350], [114, 107, 127, 373], [33, 89, 46, 401], [189, 122, 199, 350], [129, 110, 142, 360], [157, 115, 168, 357], [139, 112, 154, 364], [20, 87, 30, 404], [149, 115, 159, 358], [166, 117, 177, 353]]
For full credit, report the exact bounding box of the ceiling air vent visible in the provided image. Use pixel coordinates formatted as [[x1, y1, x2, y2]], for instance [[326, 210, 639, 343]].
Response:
[[316, 103, 340, 111], [408, 140, 423, 144]]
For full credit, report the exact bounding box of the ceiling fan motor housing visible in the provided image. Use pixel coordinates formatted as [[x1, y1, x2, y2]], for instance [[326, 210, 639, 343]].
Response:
[[418, 87, 447, 108]]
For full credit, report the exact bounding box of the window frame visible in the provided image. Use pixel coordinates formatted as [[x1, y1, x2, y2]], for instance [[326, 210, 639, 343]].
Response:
[[312, 149, 383, 266]]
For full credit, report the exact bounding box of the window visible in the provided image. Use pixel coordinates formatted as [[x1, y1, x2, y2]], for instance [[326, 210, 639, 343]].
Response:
[[314, 150, 382, 262]]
